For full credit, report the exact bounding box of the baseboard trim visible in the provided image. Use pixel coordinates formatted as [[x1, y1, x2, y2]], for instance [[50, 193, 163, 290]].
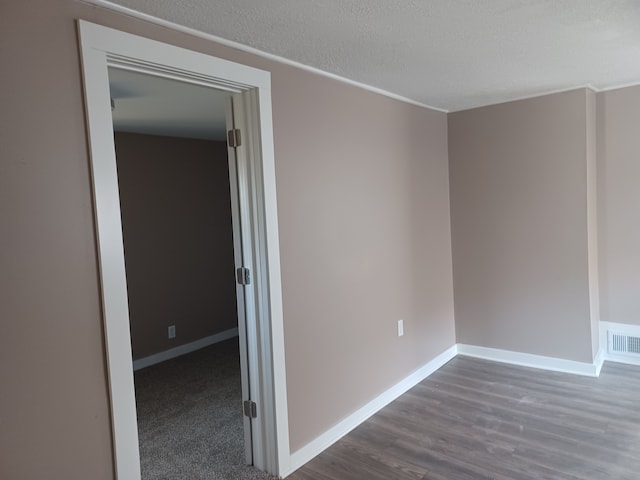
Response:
[[600, 321, 640, 366], [456, 344, 600, 377], [603, 353, 640, 367], [133, 327, 239, 371], [593, 347, 605, 376], [284, 341, 624, 475], [286, 345, 458, 476]]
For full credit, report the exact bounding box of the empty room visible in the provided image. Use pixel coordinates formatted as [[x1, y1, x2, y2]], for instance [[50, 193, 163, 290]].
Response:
[[2, 1, 640, 480]]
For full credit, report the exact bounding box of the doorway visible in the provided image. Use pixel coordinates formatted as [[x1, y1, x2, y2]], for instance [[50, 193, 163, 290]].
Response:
[[78, 21, 290, 479], [109, 65, 257, 477]]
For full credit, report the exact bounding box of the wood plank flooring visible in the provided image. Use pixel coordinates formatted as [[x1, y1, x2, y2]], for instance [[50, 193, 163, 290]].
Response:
[[286, 357, 640, 480]]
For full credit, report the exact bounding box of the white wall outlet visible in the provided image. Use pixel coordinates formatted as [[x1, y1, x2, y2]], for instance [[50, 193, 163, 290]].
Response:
[[397, 319, 404, 337], [168, 325, 176, 339]]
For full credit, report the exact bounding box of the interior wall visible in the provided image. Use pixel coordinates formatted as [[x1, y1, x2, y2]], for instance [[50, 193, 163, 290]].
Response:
[[114, 133, 236, 360], [448, 89, 597, 363], [1, 4, 114, 480], [274, 62, 455, 450], [585, 89, 600, 359], [597, 85, 640, 327], [1, 1, 455, 477]]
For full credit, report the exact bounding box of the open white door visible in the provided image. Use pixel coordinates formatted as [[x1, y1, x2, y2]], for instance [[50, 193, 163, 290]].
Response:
[[226, 89, 280, 470], [226, 96, 254, 465]]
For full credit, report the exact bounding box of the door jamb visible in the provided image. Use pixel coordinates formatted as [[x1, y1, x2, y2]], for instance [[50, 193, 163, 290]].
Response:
[[77, 20, 290, 478]]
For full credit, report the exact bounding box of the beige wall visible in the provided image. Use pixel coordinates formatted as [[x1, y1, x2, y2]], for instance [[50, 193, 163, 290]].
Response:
[[449, 89, 598, 363], [586, 90, 600, 359], [597, 85, 640, 327], [275, 63, 454, 449], [1, 4, 114, 479], [1, 1, 455, 477], [115, 133, 237, 360]]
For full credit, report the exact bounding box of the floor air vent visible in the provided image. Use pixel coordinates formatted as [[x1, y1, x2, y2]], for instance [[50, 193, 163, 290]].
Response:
[[609, 332, 640, 355]]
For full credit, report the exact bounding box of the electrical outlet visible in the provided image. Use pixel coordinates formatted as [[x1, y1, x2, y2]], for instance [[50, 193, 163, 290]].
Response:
[[168, 325, 176, 339], [397, 319, 404, 337]]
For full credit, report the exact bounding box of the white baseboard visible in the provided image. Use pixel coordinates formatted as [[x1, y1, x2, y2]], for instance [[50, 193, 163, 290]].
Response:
[[285, 345, 458, 476], [600, 321, 640, 366], [456, 344, 601, 377], [284, 340, 628, 476], [133, 327, 239, 371], [593, 347, 605, 376], [604, 353, 640, 366]]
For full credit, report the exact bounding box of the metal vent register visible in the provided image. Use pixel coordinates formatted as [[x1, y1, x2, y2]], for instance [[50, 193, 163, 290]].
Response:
[[609, 332, 640, 355]]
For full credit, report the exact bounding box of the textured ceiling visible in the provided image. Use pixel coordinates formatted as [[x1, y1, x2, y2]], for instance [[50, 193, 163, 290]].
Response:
[[100, 0, 640, 111], [109, 67, 230, 140]]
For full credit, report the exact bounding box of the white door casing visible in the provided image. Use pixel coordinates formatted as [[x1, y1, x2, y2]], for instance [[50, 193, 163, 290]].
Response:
[[227, 92, 268, 466], [225, 97, 254, 465], [77, 20, 290, 478], [230, 89, 282, 471]]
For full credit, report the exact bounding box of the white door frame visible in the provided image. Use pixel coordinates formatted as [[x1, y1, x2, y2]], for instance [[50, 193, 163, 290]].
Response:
[[77, 20, 290, 478], [226, 95, 254, 465]]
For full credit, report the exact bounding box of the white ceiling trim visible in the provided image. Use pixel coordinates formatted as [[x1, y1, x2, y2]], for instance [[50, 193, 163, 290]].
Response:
[[595, 80, 640, 94], [82, 0, 448, 113], [448, 81, 640, 113], [83, 0, 640, 114], [449, 84, 599, 113]]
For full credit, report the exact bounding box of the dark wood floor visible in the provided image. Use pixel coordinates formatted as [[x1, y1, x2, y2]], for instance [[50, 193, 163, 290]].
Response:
[[287, 357, 640, 480]]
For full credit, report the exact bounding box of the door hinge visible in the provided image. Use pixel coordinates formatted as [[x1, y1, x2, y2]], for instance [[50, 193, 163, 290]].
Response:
[[227, 128, 242, 147], [236, 267, 251, 285], [243, 400, 257, 418]]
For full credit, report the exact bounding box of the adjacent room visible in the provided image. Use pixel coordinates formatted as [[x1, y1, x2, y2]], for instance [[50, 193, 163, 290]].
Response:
[[108, 68, 278, 479], [3, 1, 640, 480]]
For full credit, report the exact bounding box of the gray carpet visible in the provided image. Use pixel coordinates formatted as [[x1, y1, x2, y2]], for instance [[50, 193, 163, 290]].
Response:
[[134, 338, 280, 480]]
